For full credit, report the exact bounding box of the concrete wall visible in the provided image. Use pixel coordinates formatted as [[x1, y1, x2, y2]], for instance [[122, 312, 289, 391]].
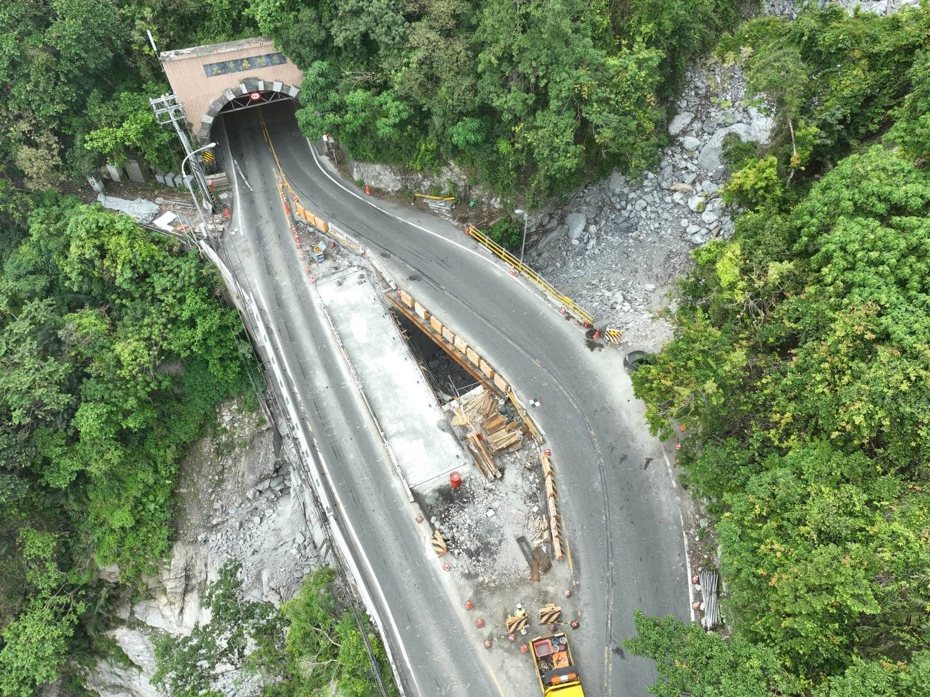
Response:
[[160, 38, 303, 140]]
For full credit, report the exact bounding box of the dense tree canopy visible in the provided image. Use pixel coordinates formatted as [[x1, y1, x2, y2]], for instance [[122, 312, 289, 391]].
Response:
[[0, 0, 754, 201], [252, 0, 754, 202], [0, 0, 258, 189], [629, 6, 930, 694], [0, 198, 255, 694], [2, 1, 929, 695]]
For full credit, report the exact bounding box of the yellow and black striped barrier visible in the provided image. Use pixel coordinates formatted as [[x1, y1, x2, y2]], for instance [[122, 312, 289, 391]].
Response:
[[506, 613, 528, 635], [464, 224, 593, 326], [538, 603, 562, 626], [464, 224, 627, 346], [431, 529, 448, 557]]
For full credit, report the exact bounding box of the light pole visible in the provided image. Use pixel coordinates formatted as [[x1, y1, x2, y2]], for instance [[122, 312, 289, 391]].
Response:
[[514, 208, 529, 264], [182, 142, 216, 237]]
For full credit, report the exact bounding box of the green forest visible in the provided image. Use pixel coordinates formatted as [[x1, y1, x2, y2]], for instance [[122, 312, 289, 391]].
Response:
[[628, 5, 930, 695], [1, 0, 929, 695]]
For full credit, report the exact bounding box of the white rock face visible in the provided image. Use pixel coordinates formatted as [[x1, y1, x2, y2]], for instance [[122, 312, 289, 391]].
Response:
[[84, 399, 325, 697], [84, 659, 160, 697]]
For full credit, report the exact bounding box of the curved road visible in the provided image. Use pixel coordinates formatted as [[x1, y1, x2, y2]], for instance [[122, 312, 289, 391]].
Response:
[[220, 102, 689, 696]]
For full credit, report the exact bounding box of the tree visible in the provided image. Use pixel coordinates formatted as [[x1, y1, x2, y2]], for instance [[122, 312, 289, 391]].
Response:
[[84, 88, 180, 173], [625, 612, 803, 697], [0, 299, 71, 428], [887, 51, 930, 165], [0, 530, 85, 697], [153, 561, 284, 697]]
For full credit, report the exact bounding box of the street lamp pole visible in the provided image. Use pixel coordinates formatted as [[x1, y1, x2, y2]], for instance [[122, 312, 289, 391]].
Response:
[[514, 209, 529, 264], [182, 142, 216, 237]]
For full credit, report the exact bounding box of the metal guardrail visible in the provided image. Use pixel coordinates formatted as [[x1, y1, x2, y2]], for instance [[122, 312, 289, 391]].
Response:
[[464, 224, 594, 326], [464, 224, 626, 344], [197, 240, 405, 695]]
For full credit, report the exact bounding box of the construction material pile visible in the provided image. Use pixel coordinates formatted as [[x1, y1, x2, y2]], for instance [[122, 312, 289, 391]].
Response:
[[451, 387, 524, 481]]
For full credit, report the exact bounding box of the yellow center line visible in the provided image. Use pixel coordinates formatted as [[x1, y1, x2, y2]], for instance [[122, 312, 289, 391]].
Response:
[[258, 109, 293, 192]]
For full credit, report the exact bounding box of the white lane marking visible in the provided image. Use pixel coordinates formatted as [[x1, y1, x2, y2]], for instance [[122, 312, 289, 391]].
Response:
[[305, 140, 516, 279], [310, 137, 697, 626], [661, 445, 696, 622], [234, 158, 253, 192], [228, 153, 421, 697]]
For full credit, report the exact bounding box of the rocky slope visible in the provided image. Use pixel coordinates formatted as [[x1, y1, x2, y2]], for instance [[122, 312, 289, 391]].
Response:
[[84, 398, 325, 697], [528, 61, 772, 351]]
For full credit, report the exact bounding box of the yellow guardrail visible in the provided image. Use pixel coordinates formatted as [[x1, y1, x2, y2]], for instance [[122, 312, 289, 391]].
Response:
[[414, 193, 455, 202], [276, 168, 623, 345], [465, 224, 594, 327]]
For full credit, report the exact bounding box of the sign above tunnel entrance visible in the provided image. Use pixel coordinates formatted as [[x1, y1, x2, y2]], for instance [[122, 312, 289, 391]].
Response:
[[159, 37, 303, 143], [203, 52, 288, 77]]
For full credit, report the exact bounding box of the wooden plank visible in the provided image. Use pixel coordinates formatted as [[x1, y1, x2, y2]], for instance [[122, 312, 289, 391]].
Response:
[[541, 452, 554, 478], [545, 476, 557, 499], [488, 428, 521, 452], [493, 373, 509, 393], [465, 434, 493, 480], [482, 413, 507, 433], [432, 529, 448, 557], [479, 358, 494, 378], [468, 433, 501, 479], [548, 499, 564, 560], [465, 347, 480, 367]]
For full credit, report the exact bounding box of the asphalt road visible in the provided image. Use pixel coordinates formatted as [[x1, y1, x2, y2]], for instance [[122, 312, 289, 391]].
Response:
[[216, 111, 517, 697], [219, 101, 690, 696]]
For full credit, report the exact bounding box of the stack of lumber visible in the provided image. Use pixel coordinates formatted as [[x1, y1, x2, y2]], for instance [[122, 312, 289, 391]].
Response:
[[541, 452, 565, 561], [482, 412, 523, 452], [453, 386, 524, 476], [462, 388, 497, 422], [531, 515, 550, 545], [465, 433, 502, 481]]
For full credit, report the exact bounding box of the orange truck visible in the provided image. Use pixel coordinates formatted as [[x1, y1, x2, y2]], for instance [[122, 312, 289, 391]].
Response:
[[530, 634, 586, 696]]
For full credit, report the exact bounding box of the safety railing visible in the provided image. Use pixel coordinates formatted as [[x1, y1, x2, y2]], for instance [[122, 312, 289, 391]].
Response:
[[465, 224, 593, 325]]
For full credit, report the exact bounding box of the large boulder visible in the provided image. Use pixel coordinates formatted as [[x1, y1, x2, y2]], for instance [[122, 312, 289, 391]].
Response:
[[668, 112, 694, 136], [697, 109, 774, 175], [83, 628, 159, 697], [566, 212, 587, 240]]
